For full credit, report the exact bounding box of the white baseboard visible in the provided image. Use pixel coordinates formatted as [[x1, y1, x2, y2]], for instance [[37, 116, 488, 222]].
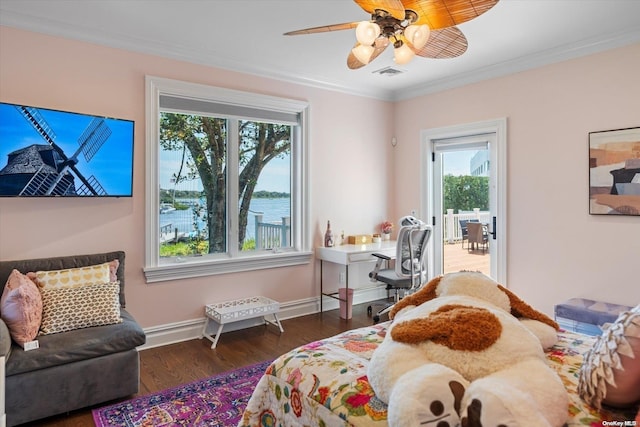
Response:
[[139, 288, 388, 351]]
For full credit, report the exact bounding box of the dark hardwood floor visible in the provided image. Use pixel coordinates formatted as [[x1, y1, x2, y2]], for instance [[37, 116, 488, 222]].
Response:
[[20, 300, 387, 427]]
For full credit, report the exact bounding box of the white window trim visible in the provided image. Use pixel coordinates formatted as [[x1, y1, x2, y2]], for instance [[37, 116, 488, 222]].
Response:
[[143, 76, 312, 283]]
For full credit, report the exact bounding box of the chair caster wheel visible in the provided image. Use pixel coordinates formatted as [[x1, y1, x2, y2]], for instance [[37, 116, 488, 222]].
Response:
[[367, 305, 372, 316]]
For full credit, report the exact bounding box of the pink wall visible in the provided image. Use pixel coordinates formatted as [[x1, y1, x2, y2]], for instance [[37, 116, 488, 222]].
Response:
[[0, 27, 395, 327], [2, 25, 637, 326], [394, 43, 640, 315]]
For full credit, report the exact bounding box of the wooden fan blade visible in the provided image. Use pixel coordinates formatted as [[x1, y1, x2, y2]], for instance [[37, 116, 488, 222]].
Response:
[[354, 0, 406, 20], [347, 51, 367, 69], [413, 26, 468, 58], [347, 38, 390, 69], [401, 0, 499, 30], [284, 22, 359, 36]]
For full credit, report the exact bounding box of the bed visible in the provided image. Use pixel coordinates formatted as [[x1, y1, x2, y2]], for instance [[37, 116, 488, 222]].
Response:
[[239, 322, 637, 426]]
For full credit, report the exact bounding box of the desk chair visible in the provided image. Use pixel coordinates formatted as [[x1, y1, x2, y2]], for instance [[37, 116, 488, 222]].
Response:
[[367, 217, 432, 323], [467, 221, 488, 253]]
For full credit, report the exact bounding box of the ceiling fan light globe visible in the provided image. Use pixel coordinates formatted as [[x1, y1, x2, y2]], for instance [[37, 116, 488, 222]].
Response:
[[355, 21, 380, 45], [352, 44, 375, 64], [404, 24, 430, 49], [394, 42, 415, 65]]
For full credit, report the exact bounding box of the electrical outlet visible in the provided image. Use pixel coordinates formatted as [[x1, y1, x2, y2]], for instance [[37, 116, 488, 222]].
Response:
[[339, 272, 346, 284]]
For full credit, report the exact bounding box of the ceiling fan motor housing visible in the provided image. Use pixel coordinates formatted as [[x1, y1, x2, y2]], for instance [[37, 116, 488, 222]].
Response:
[[372, 8, 417, 39]]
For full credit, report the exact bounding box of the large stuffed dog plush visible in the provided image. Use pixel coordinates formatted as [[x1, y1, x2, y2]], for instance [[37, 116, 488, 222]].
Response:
[[367, 271, 568, 427]]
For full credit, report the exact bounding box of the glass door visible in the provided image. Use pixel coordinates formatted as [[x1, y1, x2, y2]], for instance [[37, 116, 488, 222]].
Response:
[[433, 138, 492, 276]]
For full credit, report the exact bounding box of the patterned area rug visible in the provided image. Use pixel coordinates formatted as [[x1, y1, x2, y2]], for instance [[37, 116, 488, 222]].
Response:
[[92, 360, 271, 427]]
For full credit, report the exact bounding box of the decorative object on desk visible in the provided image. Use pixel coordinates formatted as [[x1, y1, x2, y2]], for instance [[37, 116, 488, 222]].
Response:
[[589, 126, 640, 216], [334, 229, 343, 246], [347, 234, 373, 244], [93, 360, 271, 427], [372, 233, 381, 243], [324, 220, 334, 247], [381, 220, 393, 240]]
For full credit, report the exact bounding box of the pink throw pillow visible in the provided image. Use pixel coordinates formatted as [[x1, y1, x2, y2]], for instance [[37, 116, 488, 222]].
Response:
[[1, 269, 43, 347]]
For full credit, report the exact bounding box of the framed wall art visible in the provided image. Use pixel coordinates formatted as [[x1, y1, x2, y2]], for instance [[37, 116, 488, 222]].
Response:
[[589, 126, 640, 215]]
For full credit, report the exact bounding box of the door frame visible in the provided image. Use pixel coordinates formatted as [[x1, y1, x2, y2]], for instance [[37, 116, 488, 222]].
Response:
[[420, 118, 508, 283]]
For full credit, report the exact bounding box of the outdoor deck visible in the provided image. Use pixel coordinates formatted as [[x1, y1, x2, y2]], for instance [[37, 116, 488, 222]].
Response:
[[443, 241, 490, 275]]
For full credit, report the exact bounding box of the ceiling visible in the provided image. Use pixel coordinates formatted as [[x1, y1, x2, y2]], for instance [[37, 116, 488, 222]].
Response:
[[1, 0, 640, 101]]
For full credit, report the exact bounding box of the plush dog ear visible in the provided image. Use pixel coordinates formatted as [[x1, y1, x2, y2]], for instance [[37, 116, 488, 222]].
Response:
[[497, 285, 559, 330], [389, 276, 442, 320]]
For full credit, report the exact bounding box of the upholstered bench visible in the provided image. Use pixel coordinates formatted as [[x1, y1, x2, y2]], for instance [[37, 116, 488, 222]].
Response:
[[554, 298, 633, 336], [0, 251, 146, 426]]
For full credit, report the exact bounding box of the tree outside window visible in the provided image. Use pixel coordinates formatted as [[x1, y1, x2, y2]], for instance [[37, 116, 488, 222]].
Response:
[[144, 76, 310, 282], [159, 114, 291, 257]]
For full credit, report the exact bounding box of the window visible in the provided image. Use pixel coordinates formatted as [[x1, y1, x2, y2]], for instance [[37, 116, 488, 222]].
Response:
[[144, 76, 311, 282]]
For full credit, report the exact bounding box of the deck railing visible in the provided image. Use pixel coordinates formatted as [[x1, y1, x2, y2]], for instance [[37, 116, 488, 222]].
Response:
[[159, 223, 186, 243], [160, 209, 480, 248], [158, 210, 291, 249], [443, 208, 490, 243], [254, 215, 290, 250]]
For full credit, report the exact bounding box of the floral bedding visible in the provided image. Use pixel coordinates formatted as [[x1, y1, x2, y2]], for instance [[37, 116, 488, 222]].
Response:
[[239, 323, 636, 427]]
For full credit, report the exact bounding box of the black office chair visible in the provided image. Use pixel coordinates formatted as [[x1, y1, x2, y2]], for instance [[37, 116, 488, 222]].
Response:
[[367, 216, 432, 323]]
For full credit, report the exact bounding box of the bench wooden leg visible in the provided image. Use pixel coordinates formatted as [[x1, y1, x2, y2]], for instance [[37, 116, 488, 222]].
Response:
[[201, 317, 225, 349], [265, 314, 284, 333]]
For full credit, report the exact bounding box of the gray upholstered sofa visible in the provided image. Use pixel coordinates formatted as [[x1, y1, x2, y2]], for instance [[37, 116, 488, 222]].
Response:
[[0, 251, 146, 426]]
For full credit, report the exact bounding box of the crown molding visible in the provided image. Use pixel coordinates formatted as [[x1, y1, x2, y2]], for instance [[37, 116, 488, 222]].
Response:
[[0, 10, 393, 101], [2, 9, 638, 103], [392, 27, 640, 101]]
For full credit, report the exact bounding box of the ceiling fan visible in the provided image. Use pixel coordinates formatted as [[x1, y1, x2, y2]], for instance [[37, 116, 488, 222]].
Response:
[[284, 0, 499, 69]]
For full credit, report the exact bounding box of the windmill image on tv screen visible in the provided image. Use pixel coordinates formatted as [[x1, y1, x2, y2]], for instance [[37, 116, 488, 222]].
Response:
[[0, 103, 134, 197]]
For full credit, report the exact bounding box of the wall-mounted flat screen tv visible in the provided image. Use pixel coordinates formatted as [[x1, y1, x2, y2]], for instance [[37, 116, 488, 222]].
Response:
[[0, 102, 134, 197]]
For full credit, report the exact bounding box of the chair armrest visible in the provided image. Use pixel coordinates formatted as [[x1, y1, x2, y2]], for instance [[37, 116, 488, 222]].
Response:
[[0, 319, 11, 360], [369, 253, 391, 282]]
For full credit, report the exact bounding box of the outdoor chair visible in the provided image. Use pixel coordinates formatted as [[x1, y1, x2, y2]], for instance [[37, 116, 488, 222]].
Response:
[[459, 219, 479, 248], [467, 221, 488, 253]]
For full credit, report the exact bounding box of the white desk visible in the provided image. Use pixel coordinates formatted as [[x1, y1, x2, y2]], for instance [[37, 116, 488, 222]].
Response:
[[316, 241, 396, 312]]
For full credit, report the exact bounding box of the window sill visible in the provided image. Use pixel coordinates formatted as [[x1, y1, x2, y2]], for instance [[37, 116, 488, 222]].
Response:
[[143, 250, 313, 283]]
